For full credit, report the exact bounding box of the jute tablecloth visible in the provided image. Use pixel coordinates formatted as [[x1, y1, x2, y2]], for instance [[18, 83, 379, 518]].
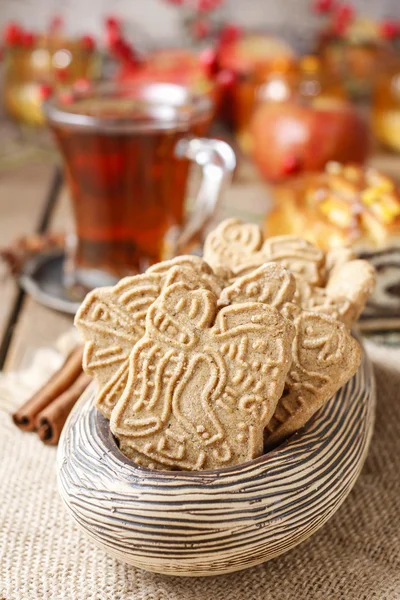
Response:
[[1, 337, 399, 600]]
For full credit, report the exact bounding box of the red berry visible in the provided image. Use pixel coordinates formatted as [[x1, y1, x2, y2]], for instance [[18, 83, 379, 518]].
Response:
[[21, 31, 36, 48], [192, 19, 210, 39], [281, 155, 301, 176], [114, 39, 132, 59], [312, 0, 336, 14], [58, 91, 74, 105], [55, 68, 69, 83], [105, 16, 121, 31], [38, 84, 53, 101], [381, 20, 400, 41], [219, 24, 242, 45], [112, 38, 140, 67], [336, 3, 354, 24], [332, 3, 354, 35], [4, 22, 22, 46], [50, 15, 63, 30], [216, 69, 236, 87], [81, 34, 96, 51], [199, 47, 219, 77], [73, 78, 92, 93], [198, 0, 215, 12], [104, 17, 124, 49], [105, 29, 121, 47]]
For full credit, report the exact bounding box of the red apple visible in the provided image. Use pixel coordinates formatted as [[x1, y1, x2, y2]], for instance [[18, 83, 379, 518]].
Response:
[[250, 99, 370, 182]]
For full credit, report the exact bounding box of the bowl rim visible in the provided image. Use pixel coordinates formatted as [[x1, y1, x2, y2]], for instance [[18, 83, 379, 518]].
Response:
[[95, 404, 308, 478]]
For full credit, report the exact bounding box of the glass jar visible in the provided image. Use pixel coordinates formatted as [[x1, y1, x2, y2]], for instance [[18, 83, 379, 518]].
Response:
[[3, 39, 100, 126], [234, 56, 297, 153], [297, 55, 346, 103], [237, 55, 346, 155], [216, 33, 296, 137], [318, 36, 390, 101], [372, 56, 400, 152]]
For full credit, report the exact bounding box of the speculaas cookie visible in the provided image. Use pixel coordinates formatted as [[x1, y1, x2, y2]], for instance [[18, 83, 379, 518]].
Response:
[[265, 303, 361, 448], [218, 262, 296, 311], [110, 282, 295, 470], [325, 259, 376, 325], [204, 218, 375, 328], [204, 218, 326, 285], [219, 263, 362, 449], [293, 259, 375, 327], [74, 256, 224, 418], [325, 246, 356, 274]]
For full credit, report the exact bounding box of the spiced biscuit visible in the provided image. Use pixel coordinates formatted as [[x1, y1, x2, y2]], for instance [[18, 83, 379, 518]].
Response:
[[205, 218, 375, 327], [204, 218, 326, 285], [325, 259, 376, 324], [293, 259, 376, 328], [218, 262, 296, 311], [265, 304, 361, 449], [220, 264, 362, 449], [293, 278, 352, 324], [110, 282, 295, 470], [260, 235, 325, 286], [203, 218, 264, 274], [74, 256, 224, 418], [325, 246, 356, 274]]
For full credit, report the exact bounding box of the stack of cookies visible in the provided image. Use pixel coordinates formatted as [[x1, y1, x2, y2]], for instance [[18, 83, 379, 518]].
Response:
[[75, 219, 375, 471]]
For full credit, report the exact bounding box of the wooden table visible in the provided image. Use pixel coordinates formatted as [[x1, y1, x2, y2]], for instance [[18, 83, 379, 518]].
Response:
[[1, 151, 400, 373]]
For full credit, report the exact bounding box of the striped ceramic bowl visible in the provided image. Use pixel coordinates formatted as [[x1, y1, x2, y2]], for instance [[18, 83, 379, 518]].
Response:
[[57, 344, 375, 577]]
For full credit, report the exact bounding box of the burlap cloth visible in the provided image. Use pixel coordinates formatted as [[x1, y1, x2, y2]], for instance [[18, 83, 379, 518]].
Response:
[[1, 336, 399, 600]]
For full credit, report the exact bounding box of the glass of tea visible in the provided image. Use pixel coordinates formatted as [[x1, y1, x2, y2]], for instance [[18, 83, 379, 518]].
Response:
[[44, 81, 235, 293]]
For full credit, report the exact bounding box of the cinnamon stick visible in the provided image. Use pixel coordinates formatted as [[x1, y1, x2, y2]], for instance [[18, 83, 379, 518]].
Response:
[[35, 372, 92, 445], [12, 345, 84, 432]]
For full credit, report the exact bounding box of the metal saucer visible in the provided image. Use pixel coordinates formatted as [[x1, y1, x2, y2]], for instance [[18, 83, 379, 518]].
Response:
[[20, 251, 81, 315]]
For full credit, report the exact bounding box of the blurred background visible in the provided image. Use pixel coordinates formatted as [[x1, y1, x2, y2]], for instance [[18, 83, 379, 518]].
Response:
[[0, 0, 399, 42], [0, 0, 400, 360]]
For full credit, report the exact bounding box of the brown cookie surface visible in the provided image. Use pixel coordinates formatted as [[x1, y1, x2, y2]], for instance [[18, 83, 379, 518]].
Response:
[[220, 263, 362, 449], [74, 256, 224, 418], [265, 306, 361, 449], [74, 221, 375, 468], [204, 219, 326, 285], [204, 218, 376, 328], [110, 283, 295, 470]]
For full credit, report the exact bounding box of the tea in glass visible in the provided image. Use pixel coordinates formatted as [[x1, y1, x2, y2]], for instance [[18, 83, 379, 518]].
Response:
[[45, 82, 235, 292]]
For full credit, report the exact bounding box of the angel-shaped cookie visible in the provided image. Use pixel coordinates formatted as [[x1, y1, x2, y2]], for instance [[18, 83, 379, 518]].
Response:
[[205, 218, 375, 328], [204, 218, 326, 285], [219, 263, 362, 449], [110, 283, 295, 470], [74, 256, 224, 418]]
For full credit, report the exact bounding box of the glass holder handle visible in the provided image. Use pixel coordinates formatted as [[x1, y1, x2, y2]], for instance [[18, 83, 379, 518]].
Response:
[[174, 137, 236, 255]]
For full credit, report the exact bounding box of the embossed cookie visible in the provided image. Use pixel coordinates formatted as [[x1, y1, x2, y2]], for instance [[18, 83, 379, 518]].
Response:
[[74, 256, 224, 418], [110, 282, 295, 470], [294, 259, 376, 328], [265, 305, 361, 449], [325, 246, 356, 274], [204, 218, 326, 285], [218, 262, 296, 311], [220, 264, 362, 449], [325, 259, 376, 324], [205, 218, 375, 328], [203, 218, 264, 273]]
